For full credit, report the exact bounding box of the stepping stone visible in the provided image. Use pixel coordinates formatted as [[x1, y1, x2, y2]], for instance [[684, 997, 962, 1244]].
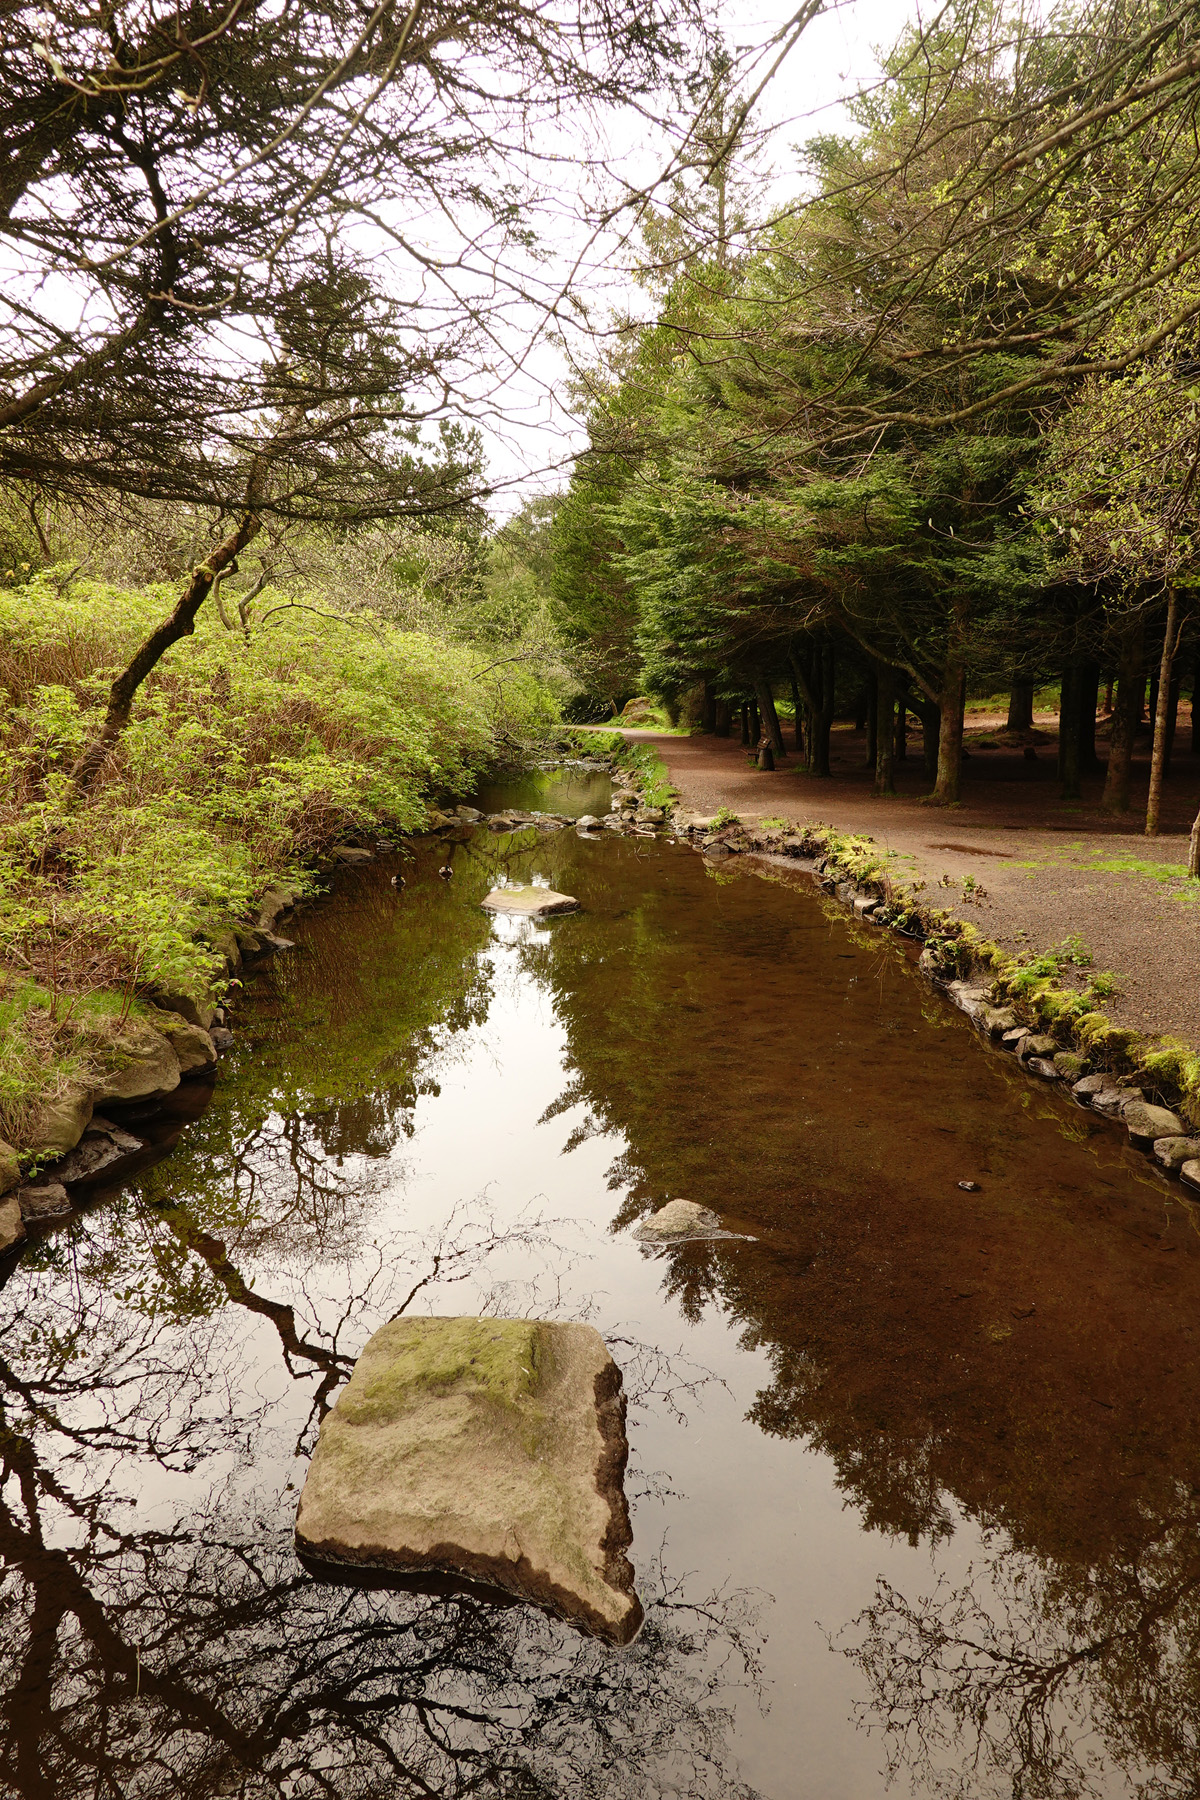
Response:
[[481, 886, 579, 918], [295, 1316, 641, 1644]]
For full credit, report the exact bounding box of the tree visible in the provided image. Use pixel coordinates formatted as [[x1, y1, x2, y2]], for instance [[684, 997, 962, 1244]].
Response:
[[1, 0, 710, 782]]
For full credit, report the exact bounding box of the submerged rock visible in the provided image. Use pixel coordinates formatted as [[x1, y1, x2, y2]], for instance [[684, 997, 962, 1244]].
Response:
[[633, 1199, 738, 1243], [295, 1316, 642, 1644], [481, 886, 580, 918]]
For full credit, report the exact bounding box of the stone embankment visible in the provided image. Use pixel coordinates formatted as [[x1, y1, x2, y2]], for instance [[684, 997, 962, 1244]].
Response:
[[0, 872, 311, 1248]]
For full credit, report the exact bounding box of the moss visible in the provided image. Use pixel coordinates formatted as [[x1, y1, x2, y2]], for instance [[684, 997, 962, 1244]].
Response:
[[338, 1317, 544, 1429], [791, 818, 1200, 1117]]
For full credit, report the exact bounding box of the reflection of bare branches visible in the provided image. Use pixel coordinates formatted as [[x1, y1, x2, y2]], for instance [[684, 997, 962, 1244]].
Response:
[[0, 1465, 769, 1800], [607, 1334, 727, 1427], [0, 1184, 768, 1798], [837, 1515, 1200, 1800]]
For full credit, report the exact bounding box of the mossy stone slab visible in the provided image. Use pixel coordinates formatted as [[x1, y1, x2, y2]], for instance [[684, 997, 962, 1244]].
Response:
[[481, 886, 579, 918], [295, 1316, 641, 1644]]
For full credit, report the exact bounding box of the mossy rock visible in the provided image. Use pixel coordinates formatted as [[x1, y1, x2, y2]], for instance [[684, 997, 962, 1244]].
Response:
[[295, 1316, 642, 1644]]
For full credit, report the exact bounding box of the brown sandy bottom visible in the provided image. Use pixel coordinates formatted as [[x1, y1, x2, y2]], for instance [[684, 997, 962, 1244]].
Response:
[[615, 722, 1200, 1046]]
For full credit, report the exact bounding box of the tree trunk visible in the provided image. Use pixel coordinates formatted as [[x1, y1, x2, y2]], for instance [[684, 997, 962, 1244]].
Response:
[[1006, 677, 1035, 731], [714, 699, 732, 738], [1078, 660, 1101, 772], [69, 506, 263, 793], [895, 673, 909, 761], [700, 682, 717, 734], [874, 662, 896, 796], [864, 668, 878, 768], [1059, 663, 1081, 800], [854, 687, 870, 732], [811, 642, 835, 777], [929, 658, 966, 804], [1164, 672, 1181, 777], [1102, 621, 1144, 813], [757, 739, 775, 771], [1189, 805, 1200, 875], [740, 703, 751, 746], [788, 667, 805, 757], [1146, 585, 1182, 836], [754, 671, 786, 757]]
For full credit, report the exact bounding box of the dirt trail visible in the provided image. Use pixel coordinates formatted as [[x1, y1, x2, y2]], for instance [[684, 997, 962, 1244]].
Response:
[[614, 724, 1200, 1047]]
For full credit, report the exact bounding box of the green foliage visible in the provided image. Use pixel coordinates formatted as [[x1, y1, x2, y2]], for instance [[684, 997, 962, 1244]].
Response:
[[0, 575, 558, 1023], [615, 742, 676, 810]]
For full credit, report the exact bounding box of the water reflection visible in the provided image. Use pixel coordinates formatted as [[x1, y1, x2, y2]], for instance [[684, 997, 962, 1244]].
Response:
[[3, 795, 1200, 1795]]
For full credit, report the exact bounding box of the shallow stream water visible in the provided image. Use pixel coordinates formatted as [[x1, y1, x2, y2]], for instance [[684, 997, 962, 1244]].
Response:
[[4, 768, 1200, 1799]]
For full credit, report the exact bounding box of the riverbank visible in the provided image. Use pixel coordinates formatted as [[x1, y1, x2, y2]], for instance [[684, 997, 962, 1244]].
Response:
[[613, 725, 1200, 1052], [0, 574, 559, 1194]]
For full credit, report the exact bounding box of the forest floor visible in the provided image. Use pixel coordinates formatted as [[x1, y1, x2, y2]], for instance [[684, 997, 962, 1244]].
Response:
[[613, 714, 1200, 1048]]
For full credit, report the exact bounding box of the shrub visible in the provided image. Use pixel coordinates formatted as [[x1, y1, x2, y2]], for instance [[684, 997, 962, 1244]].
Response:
[[0, 575, 558, 1018]]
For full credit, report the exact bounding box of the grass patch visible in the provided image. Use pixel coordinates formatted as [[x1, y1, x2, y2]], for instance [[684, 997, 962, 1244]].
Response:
[[613, 740, 677, 809]]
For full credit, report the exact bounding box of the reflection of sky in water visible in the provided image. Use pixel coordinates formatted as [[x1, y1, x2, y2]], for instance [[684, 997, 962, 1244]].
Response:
[[2, 806, 1194, 1798]]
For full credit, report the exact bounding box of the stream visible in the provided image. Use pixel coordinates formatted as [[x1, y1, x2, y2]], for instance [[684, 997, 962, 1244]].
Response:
[[3, 766, 1200, 1799]]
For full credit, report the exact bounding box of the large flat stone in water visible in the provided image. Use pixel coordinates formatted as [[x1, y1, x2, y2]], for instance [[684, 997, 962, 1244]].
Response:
[[295, 1316, 641, 1643], [481, 885, 579, 917]]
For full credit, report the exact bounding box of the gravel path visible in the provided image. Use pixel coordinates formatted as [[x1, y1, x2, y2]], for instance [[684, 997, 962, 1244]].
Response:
[[615, 725, 1200, 1047]]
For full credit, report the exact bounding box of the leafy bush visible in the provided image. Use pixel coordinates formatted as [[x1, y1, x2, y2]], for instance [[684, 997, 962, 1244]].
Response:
[[0, 576, 559, 1127]]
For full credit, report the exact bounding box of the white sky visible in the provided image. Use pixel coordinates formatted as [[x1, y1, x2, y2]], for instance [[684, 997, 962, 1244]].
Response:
[[479, 0, 921, 517]]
